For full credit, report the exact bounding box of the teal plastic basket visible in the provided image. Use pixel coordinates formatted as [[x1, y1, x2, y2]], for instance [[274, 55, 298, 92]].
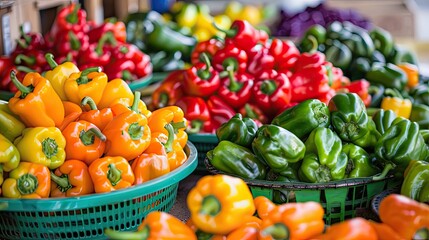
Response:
[[0, 142, 197, 240], [187, 133, 218, 172]]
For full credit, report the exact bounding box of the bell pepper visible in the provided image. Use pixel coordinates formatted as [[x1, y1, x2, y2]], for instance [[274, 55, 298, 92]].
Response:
[[80, 96, 113, 131], [294, 51, 326, 71], [259, 202, 325, 240], [8, 71, 65, 128], [50, 159, 94, 197], [64, 67, 108, 106], [254, 196, 277, 220], [298, 127, 347, 183], [186, 218, 227, 240], [313, 218, 377, 240], [187, 174, 256, 235], [366, 63, 407, 91], [207, 140, 266, 180], [212, 43, 248, 73], [110, 95, 152, 119], [401, 160, 429, 203], [246, 45, 275, 76], [272, 99, 331, 141], [368, 84, 386, 108], [183, 53, 221, 97], [216, 113, 258, 148], [410, 83, 429, 106], [191, 37, 224, 65], [207, 95, 236, 127], [370, 27, 394, 58], [342, 143, 379, 178], [103, 58, 137, 82], [105, 211, 197, 240], [58, 101, 82, 131], [324, 40, 352, 70], [76, 31, 115, 69], [372, 109, 397, 135], [217, 70, 254, 110], [0, 56, 13, 90], [88, 18, 126, 43], [215, 20, 260, 52], [343, 79, 372, 107], [0, 107, 25, 142], [397, 63, 419, 88], [239, 103, 269, 124], [390, 44, 419, 66], [0, 133, 20, 185], [50, 3, 87, 36], [151, 70, 185, 109], [97, 78, 134, 109], [62, 120, 106, 165], [380, 88, 412, 119], [14, 49, 49, 72], [410, 103, 429, 129], [15, 25, 45, 51], [2, 162, 50, 198], [269, 38, 300, 71], [175, 96, 210, 134], [379, 194, 429, 240], [102, 92, 151, 161], [252, 70, 292, 117], [54, 30, 89, 60], [289, 64, 331, 103], [298, 24, 327, 52], [252, 124, 305, 173], [328, 92, 381, 148], [131, 153, 170, 185], [369, 222, 404, 240]]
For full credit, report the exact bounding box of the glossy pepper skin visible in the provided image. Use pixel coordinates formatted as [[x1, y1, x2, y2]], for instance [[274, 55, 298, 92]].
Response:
[[2, 162, 50, 198], [147, 106, 187, 141], [88, 156, 134, 193], [272, 99, 330, 140], [212, 44, 248, 73], [8, 71, 65, 128], [289, 64, 331, 103], [299, 127, 347, 183], [329, 92, 381, 148], [217, 20, 259, 52], [369, 222, 405, 240], [313, 218, 377, 240], [239, 103, 269, 125], [97, 78, 134, 109], [151, 70, 185, 109], [183, 54, 221, 97], [401, 160, 429, 203], [252, 125, 305, 173], [207, 140, 266, 180], [15, 127, 66, 169], [379, 194, 429, 240], [80, 96, 114, 131], [50, 3, 87, 36], [191, 37, 224, 65], [259, 202, 325, 240], [366, 63, 407, 91], [0, 133, 20, 185], [187, 174, 256, 235], [50, 159, 94, 197], [372, 109, 397, 135], [110, 96, 152, 119], [207, 95, 236, 127], [381, 96, 412, 119], [216, 113, 258, 148], [342, 143, 379, 178], [0, 107, 25, 142], [131, 153, 170, 185], [174, 96, 209, 134], [269, 38, 300, 71], [410, 103, 429, 129], [217, 70, 254, 110]]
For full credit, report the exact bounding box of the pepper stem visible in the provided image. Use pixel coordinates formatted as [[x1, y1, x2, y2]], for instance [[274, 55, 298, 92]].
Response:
[[162, 123, 175, 153], [372, 163, 394, 181], [306, 35, 319, 53], [14, 54, 36, 66], [200, 195, 221, 216], [128, 122, 144, 140], [45, 53, 59, 69], [80, 128, 106, 146], [19, 25, 31, 44], [261, 223, 290, 240], [226, 66, 243, 92], [42, 137, 59, 159], [384, 88, 403, 99], [171, 121, 186, 131], [260, 80, 277, 96], [158, 93, 169, 108], [15, 39, 28, 49], [10, 70, 34, 98], [104, 225, 149, 240], [17, 173, 38, 195], [315, 165, 332, 183], [66, 3, 80, 24], [50, 172, 72, 192], [122, 70, 132, 81], [96, 32, 116, 56], [68, 31, 81, 51], [197, 52, 212, 80], [107, 163, 122, 186], [187, 120, 203, 134], [81, 96, 98, 110], [76, 67, 101, 85], [212, 22, 237, 38], [415, 228, 429, 240], [244, 104, 258, 120]]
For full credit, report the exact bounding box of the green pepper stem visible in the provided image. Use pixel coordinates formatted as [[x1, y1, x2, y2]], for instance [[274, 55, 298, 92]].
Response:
[[42, 137, 59, 159], [107, 163, 122, 186], [187, 120, 203, 134], [226, 66, 242, 92], [163, 123, 175, 153], [306, 35, 319, 53], [212, 22, 237, 38], [122, 70, 132, 81], [128, 122, 144, 140], [68, 31, 81, 51], [244, 104, 258, 120], [158, 93, 169, 108], [15, 39, 28, 49], [261, 223, 290, 240], [45, 53, 59, 69], [50, 172, 72, 192], [197, 52, 212, 80], [14, 54, 35, 66], [17, 173, 38, 195], [171, 121, 186, 131], [96, 32, 116, 56], [200, 195, 221, 216], [19, 25, 31, 44], [81, 96, 98, 110], [415, 228, 429, 240], [260, 80, 277, 96], [66, 3, 80, 24], [80, 128, 106, 146], [16, 66, 36, 73], [10, 70, 34, 98], [76, 67, 101, 85], [384, 88, 403, 99], [104, 226, 149, 240], [315, 165, 332, 183], [130, 91, 141, 113], [372, 163, 394, 181]]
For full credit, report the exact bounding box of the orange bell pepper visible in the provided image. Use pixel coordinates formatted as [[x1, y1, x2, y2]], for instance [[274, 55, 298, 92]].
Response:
[[254, 196, 277, 220], [64, 67, 108, 106], [186, 218, 227, 240], [227, 216, 261, 240], [97, 78, 134, 109], [102, 91, 151, 161], [80, 96, 114, 130], [105, 211, 197, 240], [58, 101, 82, 131], [397, 63, 419, 88], [50, 159, 94, 197], [148, 106, 188, 148], [1, 162, 50, 198], [62, 120, 106, 165], [131, 153, 170, 185], [187, 174, 256, 235], [8, 71, 64, 127], [313, 217, 377, 240], [110, 96, 152, 119], [369, 221, 405, 240], [379, 194, 429, 240], [259, 202, 325, 240], [88, 156, 134, 193]]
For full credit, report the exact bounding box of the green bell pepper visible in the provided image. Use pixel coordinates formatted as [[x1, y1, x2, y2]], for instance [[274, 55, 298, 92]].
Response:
[[328, 92, 381, 148], [409, 84, 429, 106], [298, 127, 347, 183], [299, 24, 326, 53], [252, 125, 305, 173], [389, 44, 419, 66], [368, 84, 385, 108], [326, 21, 346, 40], [207, 140, 267, 180], [369, 27, 394, 58], [348, 57, 371, 80], [342, 23, 375, 58], [325, 40, 352, 70], [149, 50, 185, 72], [342, 143, 379, 178], [409, 103, 429, 129], [372, 109, 397, 135], [266, 173, 296, 204], [400, 160, 429, 203], [271, 99, 330, 141], [365, 63, 407, 91], [216, 113, 258, 148]]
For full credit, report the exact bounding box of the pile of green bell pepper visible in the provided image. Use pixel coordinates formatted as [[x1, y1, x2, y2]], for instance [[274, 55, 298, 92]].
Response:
[[400, 160, 429, 203]]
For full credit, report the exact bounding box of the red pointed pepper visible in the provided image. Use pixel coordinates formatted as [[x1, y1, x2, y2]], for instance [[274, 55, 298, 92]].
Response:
[[151, 70, 185, 109], [217, 68, 254, 110], [268, 38, 300, 71], [183, 53, 220, 97], [207, 95, 236, 126], [215, 20, 260, 52], [289, 64, 332, 102], [191, 37, 224, 65], [246, 45, 275, 76], [175, 96, 211, 134], [212, 44, 247, 73], [88, 18, 126, 43]]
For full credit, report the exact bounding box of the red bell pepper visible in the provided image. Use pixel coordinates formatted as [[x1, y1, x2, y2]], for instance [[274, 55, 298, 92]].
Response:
[[15, 25, 45, 52], [88, 18, 126, 43], [294, 52, 326, 71], [215, 20, 260, 52], [212, 44, 247, 73], [269, 38, 300, 71], [175, 96, 211, 134], [3, 66, 33, 93], [151, 70, 185, 109], [104, 58, 137, 82], [111, 43, 152, 78], [191, 37, 224, 65], [344, 79, 372, 107], [55, 30, 89, 60], [77, 31, 116, 68], [207, 95, 236, 126], [239, 103, 268, 125], [217, 69, 254, 110], [50, 3, 88, 37], [14, 49, 48, 72], [252, 69, 292, 117], [0, 57, 13, 90], [203, 119, 221, 133], [183, 53, 220, 97], [246, 45, 275, 76], [289, 64, 332, 102]]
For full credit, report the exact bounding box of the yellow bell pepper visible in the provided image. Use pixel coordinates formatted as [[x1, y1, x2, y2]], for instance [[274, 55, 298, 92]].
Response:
[[44, 53, 80, 100], [97, 78, 134, 109], [381, 97, 412, 119], [0, 133, 20, 185], [239, 5, 262, 26], [2, 162, 50, 198], [187, 174, 256, 235], [224, 1, 243, 21], [14, 127, 66, 169], [173, 2, 198, 29], [211, 14, 232, 37]]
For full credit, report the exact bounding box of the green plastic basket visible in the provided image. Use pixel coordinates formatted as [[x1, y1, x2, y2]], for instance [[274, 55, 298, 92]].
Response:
[[0, 142, 197, 240], [205, 158, 400, 225], [187, 133, 218, 172]]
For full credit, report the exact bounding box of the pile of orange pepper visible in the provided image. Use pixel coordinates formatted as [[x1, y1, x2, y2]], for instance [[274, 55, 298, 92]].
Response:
[[0, 56, 189, 198], [105, 174, 429, 240]]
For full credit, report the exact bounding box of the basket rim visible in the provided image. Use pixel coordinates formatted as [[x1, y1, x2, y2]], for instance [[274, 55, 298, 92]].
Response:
[[0, 142, 198, 212], [188, 133, 218, 144], [204, 157, 394, 190]]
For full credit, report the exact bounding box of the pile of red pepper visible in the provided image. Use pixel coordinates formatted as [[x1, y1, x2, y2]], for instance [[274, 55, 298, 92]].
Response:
[[151, 19, 370, 133], [0, 3, 152, 93]]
